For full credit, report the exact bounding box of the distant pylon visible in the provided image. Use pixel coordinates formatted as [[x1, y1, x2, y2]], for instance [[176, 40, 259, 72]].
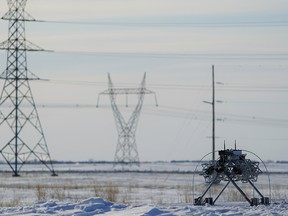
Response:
[[97, 73, 158, 165], [0, 0, 56, 176]]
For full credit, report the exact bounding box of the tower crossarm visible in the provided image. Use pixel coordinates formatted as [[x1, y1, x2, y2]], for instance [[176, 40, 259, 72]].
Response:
[[98, 88, 155, 95], [0, 39, 45, 52]]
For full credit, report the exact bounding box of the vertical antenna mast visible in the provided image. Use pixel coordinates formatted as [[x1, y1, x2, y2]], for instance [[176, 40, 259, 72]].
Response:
[[0, 0, 56, 176]]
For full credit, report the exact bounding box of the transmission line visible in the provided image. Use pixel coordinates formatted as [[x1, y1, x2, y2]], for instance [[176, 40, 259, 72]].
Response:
[[40, 78, 288, 92], [36, 19, 288, 28], [20, 103, 287, 128], [50, 50, 288, 61]]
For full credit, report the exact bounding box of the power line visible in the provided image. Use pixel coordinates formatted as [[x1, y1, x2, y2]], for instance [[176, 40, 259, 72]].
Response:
[[19, 103, 287, 128], [1, 101, 284, 128], [40, 78, 288, 92], [40, 78, 106, 87], [37, 19, 288, 28], [51, 50, 288, 61], [143, 105, 288, 128]]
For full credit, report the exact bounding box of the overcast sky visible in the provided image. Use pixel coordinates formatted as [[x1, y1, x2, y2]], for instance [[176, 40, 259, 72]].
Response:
[[0, 0, 287, 162]]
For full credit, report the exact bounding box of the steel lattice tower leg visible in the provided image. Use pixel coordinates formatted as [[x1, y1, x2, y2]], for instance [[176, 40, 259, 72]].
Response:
[[97, 73, 157, 165], [0, 0, 56, 176]]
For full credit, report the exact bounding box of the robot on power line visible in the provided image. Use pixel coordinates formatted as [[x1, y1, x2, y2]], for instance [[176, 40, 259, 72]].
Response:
[[194, 142, 270, 206]]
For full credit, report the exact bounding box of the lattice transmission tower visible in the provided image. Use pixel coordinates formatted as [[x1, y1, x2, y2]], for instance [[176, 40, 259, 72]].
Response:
[[0, 0, 56, 176], [97, 73, 158, 165]]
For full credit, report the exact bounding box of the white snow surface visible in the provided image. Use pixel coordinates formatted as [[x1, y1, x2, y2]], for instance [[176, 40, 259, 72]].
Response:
[[0, 197, 287, 216], [0, 161, 288, 215]]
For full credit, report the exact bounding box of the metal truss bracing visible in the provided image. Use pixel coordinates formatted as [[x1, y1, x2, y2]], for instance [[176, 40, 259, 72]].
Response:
[[0, 0, 56, 176], [195, 148, 268, 206], [97, 73, 158, 165]]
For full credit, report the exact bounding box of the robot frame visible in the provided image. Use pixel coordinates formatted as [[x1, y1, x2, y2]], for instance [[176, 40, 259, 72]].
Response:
[[194, 144, 270, 206]]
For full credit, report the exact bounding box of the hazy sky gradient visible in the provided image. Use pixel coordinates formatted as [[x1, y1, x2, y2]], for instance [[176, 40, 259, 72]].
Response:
[[0, 0, 287, 162]]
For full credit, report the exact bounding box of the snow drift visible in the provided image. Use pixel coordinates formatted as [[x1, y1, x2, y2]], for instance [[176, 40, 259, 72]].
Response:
[[0, 197, 288, 216]]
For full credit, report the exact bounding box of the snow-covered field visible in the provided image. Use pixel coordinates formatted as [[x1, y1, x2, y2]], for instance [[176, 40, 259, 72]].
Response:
[[0, 161, 287, 215], [1, 198, 288, 216]]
